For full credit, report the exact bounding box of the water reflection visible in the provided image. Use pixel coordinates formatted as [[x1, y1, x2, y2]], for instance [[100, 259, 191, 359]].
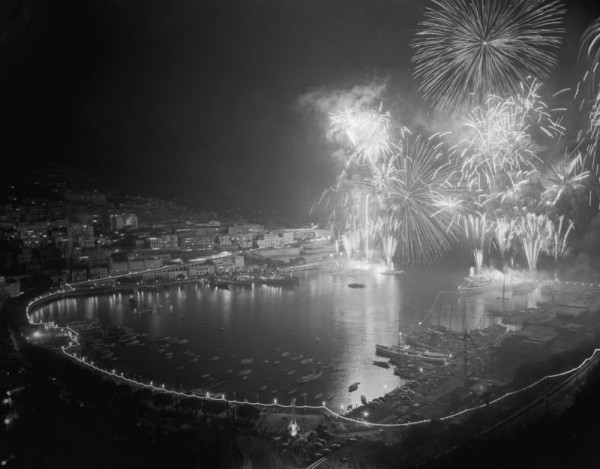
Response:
[[35, 268, 548, 410]]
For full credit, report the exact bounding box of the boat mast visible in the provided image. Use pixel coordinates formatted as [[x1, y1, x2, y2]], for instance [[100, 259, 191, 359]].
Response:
[[462, 294, 468, 387], [463, 328, 468, 387]]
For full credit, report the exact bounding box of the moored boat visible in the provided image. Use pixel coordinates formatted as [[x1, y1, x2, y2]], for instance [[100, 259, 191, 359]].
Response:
[[297, 370, 323, 384], [458, 275, 498, 293], [375, 344, 449, 365], [348, 382, 360, 392], [373, 360, 390, 369]]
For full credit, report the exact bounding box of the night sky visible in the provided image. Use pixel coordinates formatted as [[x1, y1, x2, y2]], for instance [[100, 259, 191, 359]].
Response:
[[1, 0, 599, 216]]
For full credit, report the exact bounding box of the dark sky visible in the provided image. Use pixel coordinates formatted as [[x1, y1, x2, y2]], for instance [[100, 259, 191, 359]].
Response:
[[1, 0, 599, 216]]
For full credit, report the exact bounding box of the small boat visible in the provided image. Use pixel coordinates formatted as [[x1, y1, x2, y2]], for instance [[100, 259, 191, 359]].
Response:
[[373, 360, 390, 369], [273, 360, 281, 365], [209, 356, 220, 361], [288, 389, 298, 396], [314, 393, 323, 400], [260, 385, 267, 390], [281, 352, 291, 358], [240, 358, 253, 365], [348, 283, 365, 289], [291, 355, 303, 361], [286, 370, 296, 375], [201, 373, 211, 379], [379, 269, 405, 276], [219, 327, 225, 331], [238, 369, 252, 376], [349, 382, 360, 392], [297, 370, 323, 383], [224, 369, 234, 374], [300, 358, 313, 365]]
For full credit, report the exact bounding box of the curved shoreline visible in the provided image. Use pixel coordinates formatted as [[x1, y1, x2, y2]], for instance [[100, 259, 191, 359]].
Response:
[[21, 279, 600, 430]]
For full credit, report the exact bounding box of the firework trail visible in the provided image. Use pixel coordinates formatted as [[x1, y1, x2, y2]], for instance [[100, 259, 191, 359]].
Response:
[[514, 213, 553, 272], [330, 107, 392, 167], [542, 152, 590, 207], [545, 215, 574, 263], [462, 213, 490, 270], [381, 233, 399, 269], [492, 218, 515, 261], [412, 0, 565, 113]]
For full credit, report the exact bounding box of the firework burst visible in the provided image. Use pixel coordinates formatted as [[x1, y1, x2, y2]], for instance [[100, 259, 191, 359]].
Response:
[[412, 0, 565, 113], [382, 137, 461, 266], [453, 80, 563, 208], [542, 153, 590, 207], [329, 107, 392, 166]]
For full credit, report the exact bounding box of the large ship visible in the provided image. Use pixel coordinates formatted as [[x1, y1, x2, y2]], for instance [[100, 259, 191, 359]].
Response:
[[375, 344, 450, 365], [457, 275, 498, 293]]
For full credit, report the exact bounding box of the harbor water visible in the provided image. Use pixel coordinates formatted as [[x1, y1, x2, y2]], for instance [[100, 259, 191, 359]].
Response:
[[31, 265, 546, 411]]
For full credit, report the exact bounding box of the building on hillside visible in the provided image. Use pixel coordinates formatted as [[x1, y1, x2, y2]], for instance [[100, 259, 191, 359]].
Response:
[[149, 235, 179, 250], [83, 249, 109, 267], [256, 247, 301, 260], [0, 277, 21, 298], [212, 255, 244, 273], [89, 266, 108, 280], [109, 213, 139, 231], [70, 269, 88, 283], [67, 224, 94, 237], [63, 190, 107, 205], [188, 264, 215, 278], [257, 233, 281, 248]]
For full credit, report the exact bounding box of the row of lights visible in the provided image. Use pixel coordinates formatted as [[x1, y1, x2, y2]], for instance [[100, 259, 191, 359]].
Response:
[[25, 284, 600, 430]]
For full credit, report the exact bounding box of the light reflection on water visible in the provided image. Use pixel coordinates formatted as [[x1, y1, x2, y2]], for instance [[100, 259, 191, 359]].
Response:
[[35, 266, 547, 410]]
